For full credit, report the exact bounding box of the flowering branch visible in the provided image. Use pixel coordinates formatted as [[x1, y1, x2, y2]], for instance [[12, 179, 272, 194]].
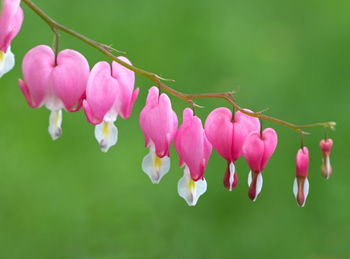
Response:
[[0, 0, 335, 207], [21, 0, 335, 134]]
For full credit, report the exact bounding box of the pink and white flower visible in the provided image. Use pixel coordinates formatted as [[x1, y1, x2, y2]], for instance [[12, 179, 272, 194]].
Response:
[[83, 58, 139, 152], [18, 45, 90, 140], [204, 107, 260, 191], [293, 147, 309, 207], [0, 0, 23, 77], [242, 128, 278, 201], [139, 86, 178, 183], [320, 138, 333, 179], [174, 108, 212, 206]]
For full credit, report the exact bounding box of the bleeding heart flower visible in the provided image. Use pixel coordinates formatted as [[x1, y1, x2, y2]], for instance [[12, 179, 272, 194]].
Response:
[[293, 146, 309, 207], [18, 45, 90, 140], [174, 108, 212, 206], [204, 107, 260, 191], [320, 138, 333, 179], [83, 58, 139, 152], [139, 86, 178, 183], [0, 0, 23, 78], [242, 128, 278, 201]]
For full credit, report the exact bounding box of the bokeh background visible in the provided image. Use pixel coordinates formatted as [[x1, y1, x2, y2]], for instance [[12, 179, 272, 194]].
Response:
[[0, 0, 349, 258]]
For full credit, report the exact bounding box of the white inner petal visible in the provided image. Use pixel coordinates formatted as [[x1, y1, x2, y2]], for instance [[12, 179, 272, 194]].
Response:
[[248, 171, 263, 202], [254, 173, 263, 202], [44, 92, 64, 111], [177, 166, 207, 206], [229, 162, 235, 191], [304, 177, 309, 204], [103, 107, 118, 122], [48, 109, 62, 140], [248, 170, 252, 186], [95, 120, 118, 152], [293, 177, 298, 199], [293, 177, 309, 207], [326, 155, 331, 174], [141, 144, 170, 184], [0, 47, 15, 78]]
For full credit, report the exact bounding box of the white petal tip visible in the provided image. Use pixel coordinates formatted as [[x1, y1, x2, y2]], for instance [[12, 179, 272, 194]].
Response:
[[178, 166, 207, 206], [49, 127, 62, 140], [95, 121, 118, 152], [248, 171, 263, 202], [141, 146, 170, 184], [99, 140, 113, 152], [48, 109, 62, 140], [293, 177, 309, 207], [0, 48, 15, 78]]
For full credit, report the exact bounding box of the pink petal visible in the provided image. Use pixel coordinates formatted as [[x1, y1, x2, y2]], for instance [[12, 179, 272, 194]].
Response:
[[174, 108, 212, 181], [126, 88, 139, 119], [0, 0, 23, 52], [260, 128, 278, 170], [111, 57, 137, 119], [139, 86, 178, 158], [85, 61, 119, 123], [205, 108, 260, 162], [320, 138, 333, 154], [52, 49, 90, 112], [18, 79, 40, 108], [296, 147, 309, 177], [20, 45, 55, 107], [231, 109, 260, 161], [242, 131, 264, 172], [83, 100, 102, 125], [204, 107, 233, 160]]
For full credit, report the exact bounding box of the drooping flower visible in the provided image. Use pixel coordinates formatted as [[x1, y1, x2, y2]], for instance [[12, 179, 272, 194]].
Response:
[[174, 108, 212, 206], [204, 107, 260, 191], [18, 45, 90, 140], [320, 138, 333, 179], [83, 58, 139, 152], [139, 86, 178, 183], [242, 128, 278, 201], [0, 0, 23, 78], [293, 147, 309, 207]]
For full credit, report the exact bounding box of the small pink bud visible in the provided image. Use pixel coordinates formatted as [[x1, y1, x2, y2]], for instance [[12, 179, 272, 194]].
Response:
[[139, 86, 178, 184], [174, 108, 212, 206], [242, 128, 278, 201], [293, 147, 309, 207], [204, 107, 260, 191], [320, 138, 333, 179]]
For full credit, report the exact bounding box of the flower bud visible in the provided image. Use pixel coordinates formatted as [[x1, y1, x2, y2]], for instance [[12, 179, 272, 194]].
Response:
[[242, 128, 278, 201], [293, 147, 309, 207], [320, 138, 333, 179]]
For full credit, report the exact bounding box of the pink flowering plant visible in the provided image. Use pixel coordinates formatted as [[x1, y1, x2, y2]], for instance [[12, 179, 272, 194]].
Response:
[[0, 0, 336, 208]]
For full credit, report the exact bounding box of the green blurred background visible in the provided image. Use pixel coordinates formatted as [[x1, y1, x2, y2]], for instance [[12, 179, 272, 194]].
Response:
[[0, 0, 349, 258]]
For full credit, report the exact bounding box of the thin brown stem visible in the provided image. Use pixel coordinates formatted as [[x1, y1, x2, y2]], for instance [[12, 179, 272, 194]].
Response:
[[300, 133, 304, 149], [52, 27, 59, 65], [21, 0, 336, 133]]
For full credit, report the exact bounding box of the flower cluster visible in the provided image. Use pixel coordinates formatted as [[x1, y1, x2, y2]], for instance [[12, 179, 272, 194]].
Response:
[[1, 0, 335, 208]]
